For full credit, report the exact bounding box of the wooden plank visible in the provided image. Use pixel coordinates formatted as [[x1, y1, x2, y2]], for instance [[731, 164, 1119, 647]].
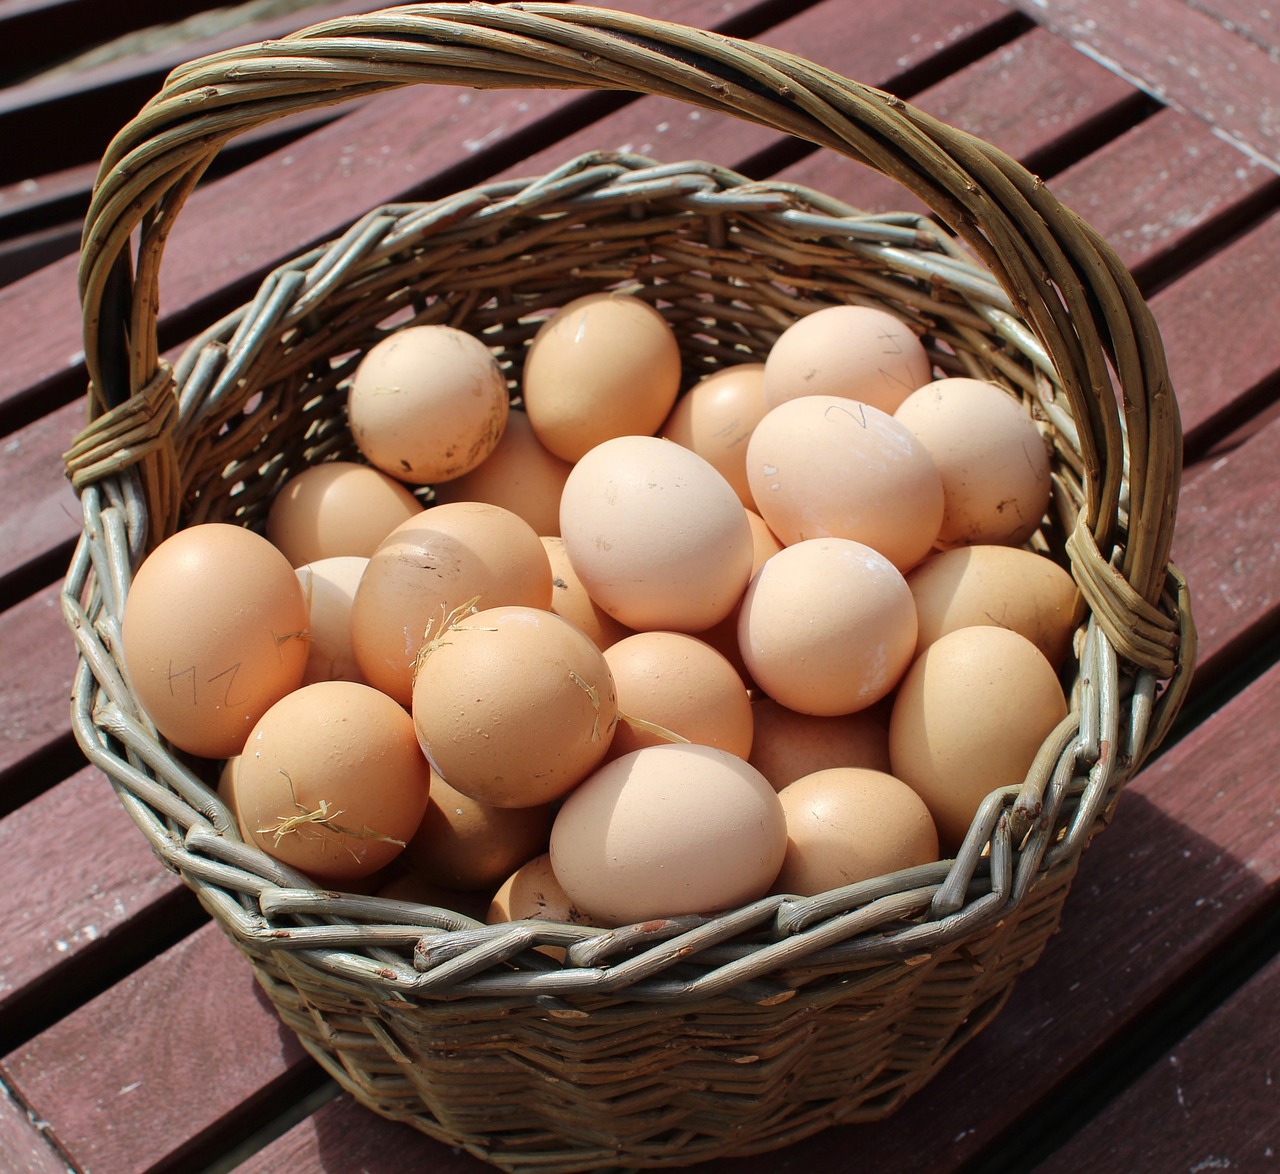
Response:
[[1050, 105, 1280, 285], [1189, 0, 1280, 55], [0, 1, 424, 182], [0, 762, 179, 1020], [0, 220, 80, 288], [1005, 0, 1280, 170], [499, 0, 1018, 183], [0, 1080, 68, 1174], [1146, 209, 1280, 448], [0, 401, 81, 593], [1, 922, 311, 1174], [1168, 410, 1280, 675], [0, 161, 92, 229], [0, 584, 78, 789], [1033, 952, 1280, 1173], [0, 106, 361, 287], [0, 0, 220, 84], [237, 1088, 487, 1173], [772, 22, 1145, 218]]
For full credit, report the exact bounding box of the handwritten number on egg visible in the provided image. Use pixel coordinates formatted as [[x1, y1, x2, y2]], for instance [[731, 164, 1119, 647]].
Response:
[[823, 402, 869, 429]]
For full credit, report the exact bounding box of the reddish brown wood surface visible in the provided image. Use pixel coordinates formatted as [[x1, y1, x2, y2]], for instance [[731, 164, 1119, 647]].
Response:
[[1170, 414, 1280, 673], [0, 1084, 67, 1174], [0, 401, 82, 585], [4, 924, 311, 1173], [1049, 105, 1280, 304], [1035, 952, 1280, 1172], [0, 763, 180, 1016], [776, 23, 1148, 221], [1002, 0, 1280, 168], [0, 1, 468, 182], [0, 583, 76, 784], [0, 1, 1276, 1172], [1146, 210, 1280, 448]]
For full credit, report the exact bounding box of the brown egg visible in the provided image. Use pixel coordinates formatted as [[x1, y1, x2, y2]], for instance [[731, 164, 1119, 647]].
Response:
[[235, 681, 432, 881], [748, 696, 891, 792], [432, 409, 572, 537], [559, 435, 754, 633], [120, 523, 310, 759], [773, 768, 939, 896], [295, 556, 367, 686], [604, 631, 753, 760], [487, 853, 595, 960], [265, 461, 421, 567], [487, 853, 594, 928], [894, 377, 1053, 548], [660, 363, 768, 508], [889, 625, 1069, 853], [746, 394, 944, 572], [347, 323, 509, 484], [541, 536, 634, 651], [738, 538, 918, 717], [549, 744, 787, 926], [522, 292, 681, 462], [411, 605, 618, 808], [405, 770, 554, 891], [906, 544, 1081, 667], [763, 304, 933, 414], [350, 502, 552, 705]]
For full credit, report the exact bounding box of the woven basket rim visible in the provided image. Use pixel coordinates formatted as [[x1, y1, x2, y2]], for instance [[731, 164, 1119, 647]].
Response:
[[65, 148, 1192, 1004]]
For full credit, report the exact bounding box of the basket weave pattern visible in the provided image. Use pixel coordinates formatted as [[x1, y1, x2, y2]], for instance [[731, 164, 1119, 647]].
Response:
[[61, 6, 1195, 1170]]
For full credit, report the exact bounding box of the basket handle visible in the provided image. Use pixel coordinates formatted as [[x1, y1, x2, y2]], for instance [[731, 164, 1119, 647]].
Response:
[[76, 1, 1183, 658]]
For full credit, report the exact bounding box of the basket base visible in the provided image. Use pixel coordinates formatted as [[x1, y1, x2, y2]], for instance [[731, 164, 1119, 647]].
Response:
[[231, 854, 1077, 1174]]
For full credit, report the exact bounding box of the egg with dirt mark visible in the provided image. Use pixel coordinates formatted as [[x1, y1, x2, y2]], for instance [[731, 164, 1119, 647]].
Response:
[[347, 323, 509, 484]]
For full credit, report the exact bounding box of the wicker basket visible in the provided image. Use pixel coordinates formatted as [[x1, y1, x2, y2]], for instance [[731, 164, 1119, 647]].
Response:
[[61, 5, 1196, 1171]]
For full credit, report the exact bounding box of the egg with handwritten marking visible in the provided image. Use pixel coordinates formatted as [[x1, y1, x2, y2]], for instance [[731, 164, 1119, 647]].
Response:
[[121, 523, 310, 759]]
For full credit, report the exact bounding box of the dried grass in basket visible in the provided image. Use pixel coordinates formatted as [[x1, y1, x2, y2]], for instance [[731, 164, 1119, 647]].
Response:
[[60, 4, 1197, 1170]]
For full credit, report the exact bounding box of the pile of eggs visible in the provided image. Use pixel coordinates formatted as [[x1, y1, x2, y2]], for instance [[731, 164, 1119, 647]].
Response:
[[119, 292, 1079, 932]]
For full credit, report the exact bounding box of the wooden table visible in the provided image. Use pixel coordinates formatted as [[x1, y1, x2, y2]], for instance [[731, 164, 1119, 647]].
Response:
[[1, 1, 1277, 1170]]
